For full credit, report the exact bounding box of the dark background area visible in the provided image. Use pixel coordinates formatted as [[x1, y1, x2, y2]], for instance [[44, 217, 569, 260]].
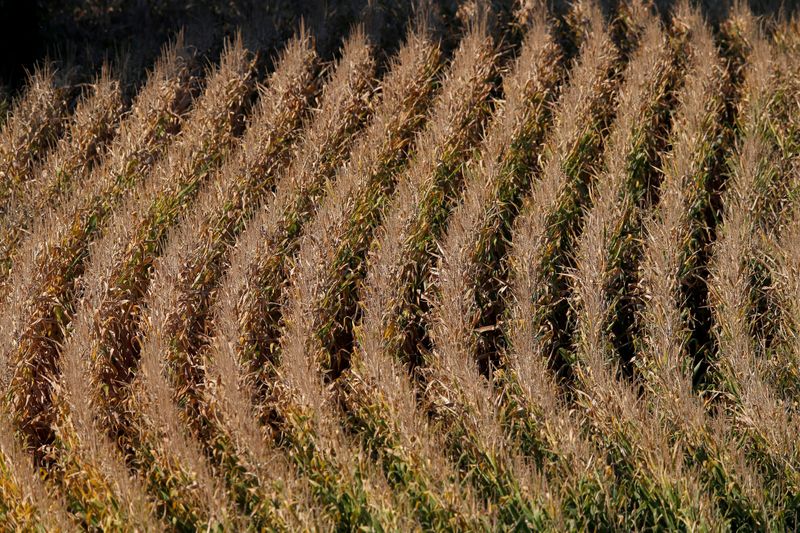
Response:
[[0, 0, 375, 97], [0, 0, 797, 100]]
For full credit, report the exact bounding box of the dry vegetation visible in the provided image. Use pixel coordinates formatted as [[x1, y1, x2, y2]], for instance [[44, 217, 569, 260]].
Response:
[[0, 0, 799, 530]]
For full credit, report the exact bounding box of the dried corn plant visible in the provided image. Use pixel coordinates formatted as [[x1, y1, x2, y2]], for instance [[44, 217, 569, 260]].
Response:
[[208, 21, 461, 529], [636, 3, 768, 528], [707, 4, 800, 525], [568, 11, 720, 529], [348, 13, 558, 529], [33, 37, 257, 528], [0, 65, 69, 203], [0, 70, 123, 287], [0, 0, 798, 528], [0, 37, 200, 528], [137, 28, 378, 526]]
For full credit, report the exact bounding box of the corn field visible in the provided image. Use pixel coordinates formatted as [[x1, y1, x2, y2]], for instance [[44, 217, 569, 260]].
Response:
[[0, 0, 799, 530]]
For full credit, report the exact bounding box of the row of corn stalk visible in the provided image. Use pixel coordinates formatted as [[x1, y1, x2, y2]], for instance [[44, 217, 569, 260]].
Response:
[[351, 18, 496, 380], [0, 35, 199, 404], [504, 1, 683, 528], [418, 4, 591, 529], [264, 57, 418, 516], [0, 38, 200, 529], [0, 65, 76, 532], [44, 54, 255, 520], [50, 322, 159, 531], [0, 66, 69, 206], [347, 15, 560, 529], [504, 0, 620, 458], [263, 353, 403, 530], [138, 28, 377, 528], [770, 204, 800, 410], [505, 0, 624, 393], [707, 6, 800, 526], [636, 3, 769, 529], [431, 5, 563, 386], [233, 15, 499, 528], [221, 25, 446, 530], [498, 3, 636, 529], [208, 22, 469, 529], [673, 3, 753, 393], [746, 22, 800, 411], [0, 408, 70, 531], [213, 26, 437, 425], [0, 70, 122, 286], [568, 10, 723, 529], [341, 10, 566, 529], [739, 31, 800, 390], [85, 39, 260, 529], [31, 38, 256, 529]]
